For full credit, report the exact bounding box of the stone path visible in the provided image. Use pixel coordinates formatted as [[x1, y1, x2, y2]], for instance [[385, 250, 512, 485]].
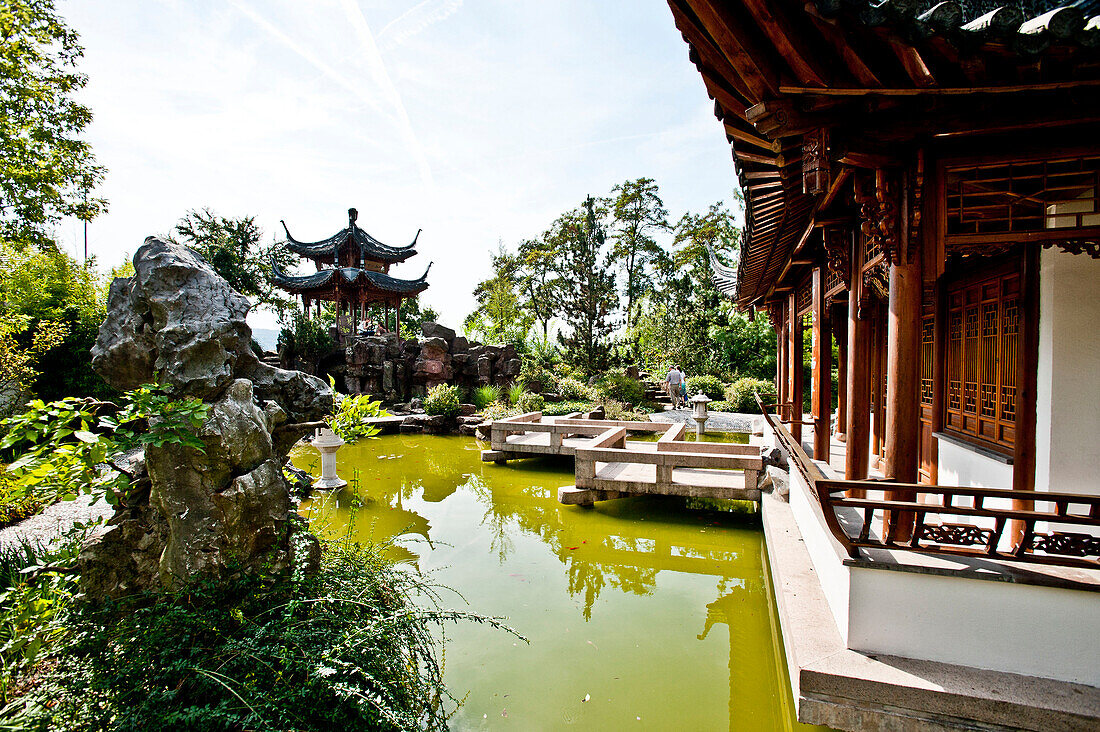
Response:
[[0, 494, 113, 553], [648, 408, 759, 433]]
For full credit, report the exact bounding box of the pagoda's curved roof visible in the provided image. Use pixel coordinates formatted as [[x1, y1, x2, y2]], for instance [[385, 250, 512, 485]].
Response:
[[272, 260, 431, 296], [280, 218, 420, 264], [707, 245, 738, 298]]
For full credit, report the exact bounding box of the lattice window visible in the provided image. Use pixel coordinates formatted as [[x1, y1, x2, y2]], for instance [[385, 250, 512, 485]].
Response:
[[920, 317, 934, 406], [824, 265, 843, 295], [944, 268, 1021, 451], [946, 155, 1100, 236]]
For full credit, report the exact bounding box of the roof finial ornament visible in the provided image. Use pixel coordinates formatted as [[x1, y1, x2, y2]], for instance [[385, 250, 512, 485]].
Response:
[[348, 207, 358, 226]]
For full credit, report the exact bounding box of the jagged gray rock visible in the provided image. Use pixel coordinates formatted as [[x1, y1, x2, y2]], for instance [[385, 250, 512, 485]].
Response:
[[83, 237, 332, 599]]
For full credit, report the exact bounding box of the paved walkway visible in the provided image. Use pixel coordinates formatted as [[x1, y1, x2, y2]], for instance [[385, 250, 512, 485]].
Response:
[[0, 494, 113, 553], [648, 408, 758, 433]]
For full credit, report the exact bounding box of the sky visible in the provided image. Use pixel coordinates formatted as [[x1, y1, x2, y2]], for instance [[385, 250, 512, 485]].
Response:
[[57, 0, 740, 331]]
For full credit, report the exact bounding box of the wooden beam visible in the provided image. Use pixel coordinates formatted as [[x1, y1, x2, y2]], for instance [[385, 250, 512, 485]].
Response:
[[733, 148, 779, 166], [741, 0, 828, 87], [804, 6, 882, 88], [818, 166, 852, 213], [685, 0, 779, 101], [888, 39, 937, 88], [778, 78, 1100, 96], [723, 122, 776, 151], [812, 267, 832, 461]]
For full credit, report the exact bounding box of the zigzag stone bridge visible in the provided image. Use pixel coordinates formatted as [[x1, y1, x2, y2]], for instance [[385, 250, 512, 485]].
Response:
[[480, 412, 762, 506]]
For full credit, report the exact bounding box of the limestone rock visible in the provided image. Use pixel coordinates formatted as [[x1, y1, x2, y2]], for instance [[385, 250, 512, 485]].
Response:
[[451, 336, 469, 354], [421, 321, 456, 342]]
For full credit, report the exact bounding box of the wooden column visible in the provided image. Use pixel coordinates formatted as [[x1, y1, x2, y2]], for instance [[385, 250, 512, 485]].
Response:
[[1011, 246, 1040, 545], [812, 268, 832, 461], [778, 312, 789, 417], [831, 302, 848, 441], [788, 291, 804, 445], [846, 238, 871, 482]]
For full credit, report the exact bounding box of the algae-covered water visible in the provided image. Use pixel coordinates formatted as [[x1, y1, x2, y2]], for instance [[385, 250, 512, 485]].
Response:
[[292, 434, 825, 731]]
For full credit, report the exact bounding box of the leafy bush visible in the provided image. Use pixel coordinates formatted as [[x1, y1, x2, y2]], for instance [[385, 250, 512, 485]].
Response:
[[0, 465, 43, 527], [601, 400, 649, 422], [16, 538, 516, 731], [595, 373, 644, 405], [423, 384, 460, 418], [724, 377, 777, 413], [557, 377, 596, 402], [540, 400, 594, 417], [472, 385, 502, 409], [278, 310, 334, 369], [708, 400, 734, 413], [479, 403, 519, 421], [506, 383, 525, 406], [686, 374, 725, 401], [329, 396, 386, 443], [516, 392, 544, 413]]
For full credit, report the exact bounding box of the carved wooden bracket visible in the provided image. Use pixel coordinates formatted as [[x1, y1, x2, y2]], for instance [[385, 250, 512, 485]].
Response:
[[859, 261, 889, 319], [802, 128, 830, 195], [766, 300, 785, 333], [854, 174, 881, 262], [1043, 240, 1100, 259], [907, 152, 925, 264], [823, 227, 850, 288], [875, 169, 900, 266]]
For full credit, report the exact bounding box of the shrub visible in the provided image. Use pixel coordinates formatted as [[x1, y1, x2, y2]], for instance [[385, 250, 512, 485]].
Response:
[[596, 373, 644, 405], [278, 310, 334, 369], [479, 403, 519, 421], [557, 377, 596, 402], [724, 377, 777, 413], [472, 385, 502, 409], [686, 374, 725, 401], [601, 400, 648, 422], [708, 400, 734, 413], [516, 392, 544, 413], [540, 400, 594, 417], [423, 384, 461, 418], [506, 383, 525, 406], [20, 538, 515, 731], [328, 393, 386, 443], [0, 465, 44, 527]]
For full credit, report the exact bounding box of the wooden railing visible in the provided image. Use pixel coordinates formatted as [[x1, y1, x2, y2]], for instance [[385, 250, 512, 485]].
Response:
[[756, 394, 1100, 570]]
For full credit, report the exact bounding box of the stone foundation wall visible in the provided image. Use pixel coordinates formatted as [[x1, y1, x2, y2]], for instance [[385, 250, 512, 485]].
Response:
[[340, 322, 521, 402]]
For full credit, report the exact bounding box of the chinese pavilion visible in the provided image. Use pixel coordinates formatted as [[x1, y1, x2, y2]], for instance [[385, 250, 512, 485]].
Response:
[[272, 208, 430, 340]]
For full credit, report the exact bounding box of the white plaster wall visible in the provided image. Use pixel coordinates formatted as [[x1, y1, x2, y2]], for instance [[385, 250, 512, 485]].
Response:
[[787, 466, 851, 643], [1035, 248, 1100, 498], [848, 566, 1100, 687], [936, 439, 1013, 490]]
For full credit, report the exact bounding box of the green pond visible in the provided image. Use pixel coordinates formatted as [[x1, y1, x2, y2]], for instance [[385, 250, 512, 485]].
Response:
[[292, 434, 825, 731]]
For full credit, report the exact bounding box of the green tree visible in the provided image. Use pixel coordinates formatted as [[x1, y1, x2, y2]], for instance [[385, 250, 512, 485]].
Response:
[[609, 177, 669, 331], [463, 243, 531, 345], [171, 209, 294, 312], [552, 197, 617, 374], [0, 0, 107, 250], [516, 236, 561, 338]]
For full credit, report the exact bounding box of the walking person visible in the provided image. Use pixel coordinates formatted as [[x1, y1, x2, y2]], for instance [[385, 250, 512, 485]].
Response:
[[665, 364, 683, 409]]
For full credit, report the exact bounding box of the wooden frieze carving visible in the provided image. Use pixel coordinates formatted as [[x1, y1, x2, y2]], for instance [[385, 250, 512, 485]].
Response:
[[859, 261, 889, 319], [874, 169, 900, 266], [1043, 240, 1100, 259], [823, 227, 850, 288], [802, 128, 830, 195], [854, 173, 881, 263], [907, 152, 924, 264]]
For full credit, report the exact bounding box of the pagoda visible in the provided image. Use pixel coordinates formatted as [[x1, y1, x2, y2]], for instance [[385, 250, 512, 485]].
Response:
[[272, 207, 430, 341]]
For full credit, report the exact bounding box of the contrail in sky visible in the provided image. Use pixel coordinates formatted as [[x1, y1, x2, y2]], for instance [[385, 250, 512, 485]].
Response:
[[231, 0, 434, 188]]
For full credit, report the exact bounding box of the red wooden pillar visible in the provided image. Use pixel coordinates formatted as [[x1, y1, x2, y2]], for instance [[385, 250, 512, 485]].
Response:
[[884, 249, 922, 540], [1012, 246, 1040, 544], [812, 267, 832, 461], [788, 290, 804, 445], [846, 238, 871, 483], [831, 302, 848, 442], [778, 306, 789, 418]]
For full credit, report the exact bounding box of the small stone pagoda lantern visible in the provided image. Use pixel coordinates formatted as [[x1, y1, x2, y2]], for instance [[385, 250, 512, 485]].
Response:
[[310, 427, 347, 489], [691, 392, 711, 438]]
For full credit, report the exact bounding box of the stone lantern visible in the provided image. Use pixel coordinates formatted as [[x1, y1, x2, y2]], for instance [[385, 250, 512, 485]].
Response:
[[691, 392, 711, 438], [310, 427, 347, 489]]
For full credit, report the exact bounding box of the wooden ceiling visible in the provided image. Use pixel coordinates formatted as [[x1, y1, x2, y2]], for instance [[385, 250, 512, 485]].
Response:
[[668, 0, 1100, 307]]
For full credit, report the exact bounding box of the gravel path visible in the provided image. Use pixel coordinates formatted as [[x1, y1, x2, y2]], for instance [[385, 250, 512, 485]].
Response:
[[0, 494, 113, 553], [648, 408, 759, 433]]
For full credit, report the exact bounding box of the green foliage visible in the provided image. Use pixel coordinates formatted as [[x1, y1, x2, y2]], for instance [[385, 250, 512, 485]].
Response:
[[423, 384, 460, 418], [463, 244, 532, 346], [326, 378, 386, 443], [0, 528, 83, 705], [686, 374, 725, 401], [0, 0, 107, 250], [397, 295, 439, 341], [595, 373, 644, 405], [472, 384, 501, 409], [540, 400, 594, 417], [0, 463, 43, 526], [505, 383, 524, 406], [553, 197, 618, 373], [516, 237, 562, 338], [0, 311, 67, 418], [601, 400, 649, 422], [14, 538, 518, 731], [707, 400, 735, 413], [278, 309, 335, 370], [556, 377, 596, 402], [516, 391, 544, 413], [478, 402, 519, 421], [724, 377, 777, 414], [171, 209, 295, 312], [0, 385, 209, 508], [609, 177, 669, 332]]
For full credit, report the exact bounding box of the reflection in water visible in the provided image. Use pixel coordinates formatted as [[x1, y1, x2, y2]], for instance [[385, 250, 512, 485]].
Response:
[[293, 435, 825, 731]]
